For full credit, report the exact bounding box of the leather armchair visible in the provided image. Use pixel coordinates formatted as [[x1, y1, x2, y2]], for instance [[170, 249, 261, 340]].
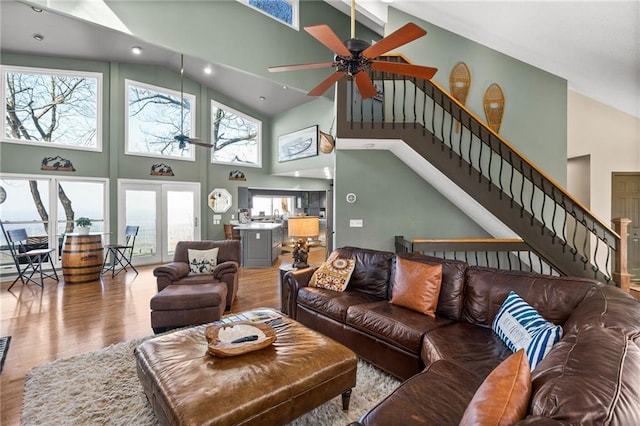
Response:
[[153, 240, 241, 310]]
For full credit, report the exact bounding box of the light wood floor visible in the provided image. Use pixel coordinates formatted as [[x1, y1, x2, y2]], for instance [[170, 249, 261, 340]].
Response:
[[0, 249, 326, 425]]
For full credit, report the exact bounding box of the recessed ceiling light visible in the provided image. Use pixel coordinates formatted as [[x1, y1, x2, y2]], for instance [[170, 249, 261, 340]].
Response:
[[282, 86, 288, 90], [381, 0, 394, 3], [33, 34, 44, 42], [131, 46, 142, 55], [31, 7, 43, 12], [259, 96, 266, 101], [203, 66, 212, 75]]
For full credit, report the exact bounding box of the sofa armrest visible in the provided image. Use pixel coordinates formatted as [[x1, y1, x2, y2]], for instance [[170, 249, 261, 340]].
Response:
[[153, 262, 190, 281], [285, 266, 318, 319], [212, 260, 238, 279]]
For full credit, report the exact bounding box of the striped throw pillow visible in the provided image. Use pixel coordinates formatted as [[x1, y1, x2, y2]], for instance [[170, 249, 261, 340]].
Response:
[[492, 291, 563, 370]]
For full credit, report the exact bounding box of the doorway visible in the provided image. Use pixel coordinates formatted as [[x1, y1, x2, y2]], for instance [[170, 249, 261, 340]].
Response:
[[118, 180, 200, 265], [612, 173, 640, 279]]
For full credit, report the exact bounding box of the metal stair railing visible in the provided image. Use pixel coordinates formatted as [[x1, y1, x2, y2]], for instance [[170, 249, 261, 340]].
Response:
[[336, 54, 625, 287]]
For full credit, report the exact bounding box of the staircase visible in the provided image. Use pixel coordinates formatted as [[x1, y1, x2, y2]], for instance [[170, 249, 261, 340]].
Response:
[[335, 55, 629, 288]]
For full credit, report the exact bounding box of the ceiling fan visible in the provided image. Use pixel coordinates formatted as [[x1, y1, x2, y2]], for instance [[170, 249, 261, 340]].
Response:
[[172, 54, 213, 150], [268, 0, 438, 99]]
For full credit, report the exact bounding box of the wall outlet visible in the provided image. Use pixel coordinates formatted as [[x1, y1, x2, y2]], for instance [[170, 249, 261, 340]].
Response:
[[349, 219, 363, 227]]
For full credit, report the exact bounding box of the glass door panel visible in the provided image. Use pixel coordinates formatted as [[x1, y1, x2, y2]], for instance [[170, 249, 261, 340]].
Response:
[[0, 178, 50, 270], [125, 189, 158, 262], [165, 190, 195, 258]]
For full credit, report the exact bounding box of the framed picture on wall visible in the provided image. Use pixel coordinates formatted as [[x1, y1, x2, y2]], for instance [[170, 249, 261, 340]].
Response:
[[278, 125, 318, 162]]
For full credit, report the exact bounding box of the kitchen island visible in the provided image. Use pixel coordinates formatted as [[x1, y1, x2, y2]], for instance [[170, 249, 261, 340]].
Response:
[[233, 223, 282, 268]]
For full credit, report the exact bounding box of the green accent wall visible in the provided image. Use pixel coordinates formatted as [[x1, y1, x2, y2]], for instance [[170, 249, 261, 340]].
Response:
[[334, 150, 490, 251], [271, 98, 335, 176], [387, 7, 568, 184]]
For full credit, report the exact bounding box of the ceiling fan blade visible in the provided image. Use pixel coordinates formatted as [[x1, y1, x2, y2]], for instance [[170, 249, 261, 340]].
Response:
[[362, 23, 426, 59], [354, 72, 378, 99], [371, 61, 438, 80], [308, 71, 345, 96], [305, 25, 352, 57], [188, 139, 214, 148], [269, 61, 336, 73]]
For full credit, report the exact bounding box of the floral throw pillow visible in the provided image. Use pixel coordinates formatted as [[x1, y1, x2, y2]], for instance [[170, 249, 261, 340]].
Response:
[[188, 248, 219, 274], [310, 256, 356, 292]]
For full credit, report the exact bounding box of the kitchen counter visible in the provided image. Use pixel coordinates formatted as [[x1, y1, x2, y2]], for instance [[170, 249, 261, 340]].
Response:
[[233, 223, 282, 230], [234, 223, 282, 268]]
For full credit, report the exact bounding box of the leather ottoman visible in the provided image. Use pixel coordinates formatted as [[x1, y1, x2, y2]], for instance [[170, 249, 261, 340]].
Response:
[[150, 283, 227, 334], [135, 310, 357, 425]]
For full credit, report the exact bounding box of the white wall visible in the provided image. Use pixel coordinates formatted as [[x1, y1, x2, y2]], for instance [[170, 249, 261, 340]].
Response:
[[567, 91, 640, 225]]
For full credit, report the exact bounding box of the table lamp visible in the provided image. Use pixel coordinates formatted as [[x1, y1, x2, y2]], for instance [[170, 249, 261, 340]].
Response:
[[288, 216, 319, 268]]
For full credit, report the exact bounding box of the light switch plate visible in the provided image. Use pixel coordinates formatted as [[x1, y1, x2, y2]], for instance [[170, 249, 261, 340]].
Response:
[[349, 219, 363, 227], [213, 214, 222, 220]]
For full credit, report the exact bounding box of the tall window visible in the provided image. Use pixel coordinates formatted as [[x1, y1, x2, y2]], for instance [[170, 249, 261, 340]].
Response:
[[211, 99, 261, 167], [238, 0, 298, 29], [125, 79, 196, 161], [250, 195, 294, 217], [1, 65, 102, 151]]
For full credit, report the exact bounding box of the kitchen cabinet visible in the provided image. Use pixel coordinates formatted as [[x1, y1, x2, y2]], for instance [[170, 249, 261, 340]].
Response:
[[309, 192, 320, 208], [234, 223, 281, 268], [237, 187, 250, 209]]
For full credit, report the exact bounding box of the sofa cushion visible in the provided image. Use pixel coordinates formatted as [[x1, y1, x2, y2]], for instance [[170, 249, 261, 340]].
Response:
[[358, 359, 483, 426], [188, 248, 218, 274], [346, 301, 454, 353], [529, 327, 640, 425], [460, 349, 531, 426], [461, 266, 597, 327], [396, 253, 468, 321], [332, 247, 395, 299], [389, 258, 442, 317], [297, 286, 382, 323], [493, 291, 563, 370], [310, 256, 356, 292], [421, 322, 512, 378]]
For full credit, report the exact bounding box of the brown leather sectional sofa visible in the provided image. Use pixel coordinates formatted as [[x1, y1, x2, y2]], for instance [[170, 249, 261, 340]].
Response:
[[285, 246, 640, 424]]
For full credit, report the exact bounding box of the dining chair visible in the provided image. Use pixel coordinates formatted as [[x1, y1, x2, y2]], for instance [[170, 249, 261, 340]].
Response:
[[223, 223, 241, 241], [6, 228, 59, 290], [101, 225, 139, 277]]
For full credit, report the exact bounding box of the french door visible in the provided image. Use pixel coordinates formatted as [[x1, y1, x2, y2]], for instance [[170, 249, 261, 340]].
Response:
[[118, 179, 200, 265]]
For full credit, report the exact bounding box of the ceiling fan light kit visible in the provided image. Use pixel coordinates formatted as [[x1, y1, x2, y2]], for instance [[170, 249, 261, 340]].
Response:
[[269, 0, 438, 100]]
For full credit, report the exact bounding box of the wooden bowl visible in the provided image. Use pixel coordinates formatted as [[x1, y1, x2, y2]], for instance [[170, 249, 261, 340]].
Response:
[[205, 321, 276, 357]]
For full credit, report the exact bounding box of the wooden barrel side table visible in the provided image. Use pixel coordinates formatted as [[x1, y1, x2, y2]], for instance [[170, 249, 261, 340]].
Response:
[[61, 234, 104, 284]]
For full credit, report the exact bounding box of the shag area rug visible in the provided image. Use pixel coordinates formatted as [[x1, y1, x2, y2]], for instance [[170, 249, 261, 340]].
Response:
[[0, 335, 11, 373], [22, 336, 401, 425]]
